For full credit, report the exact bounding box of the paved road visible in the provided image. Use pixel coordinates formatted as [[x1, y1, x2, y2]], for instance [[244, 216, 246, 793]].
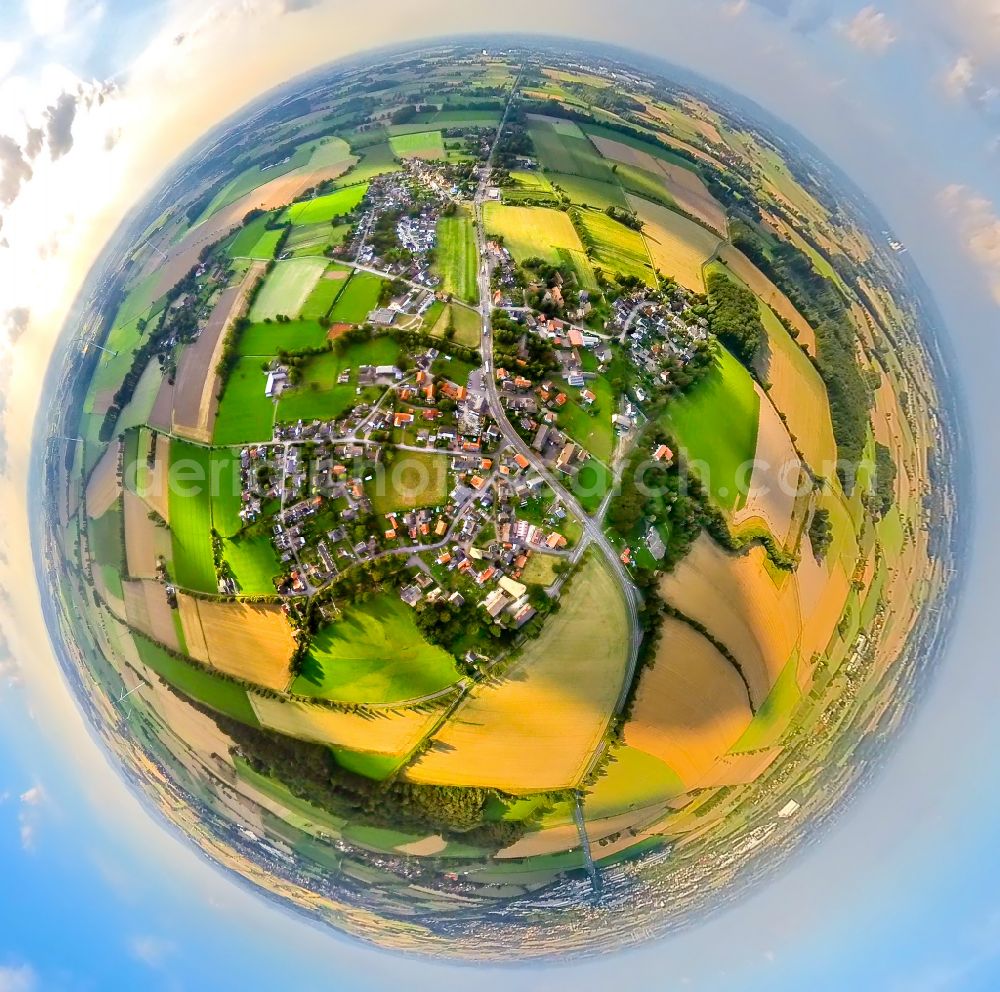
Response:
[[470, 80, 644, 719]]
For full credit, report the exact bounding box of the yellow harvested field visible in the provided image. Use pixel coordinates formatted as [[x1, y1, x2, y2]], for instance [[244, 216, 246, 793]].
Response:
[[141, 435, 171, 523], [85, 441, 120, 519], [147, 376, 176, 434], [624, 616, 753, 789], [693, 748, 782, 789], [626, 194, 721, 292], [658, 537, 799, 708], [656, 161, 728, 235], [179, 595, 296, 692], [177, 593, 210, 663], [250, 695, 440, 756], [123, 490, 170, 579], [405, 558, 629, 793], [730, 385, 806, 547], [717, 245, 816, 353], [757, 302, 837, 473], [123, 579, 181, 652], [172, 263, 264, 443]]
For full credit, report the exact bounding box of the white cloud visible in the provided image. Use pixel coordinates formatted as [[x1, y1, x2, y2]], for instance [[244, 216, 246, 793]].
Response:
[[25, 0, 69, 36], [724, 0, 749, 16], [840, 6, 897, 55], [128, 935, 175, 968], [0, 43, 22, 82], [939, 184, 1000, 304], [0, 964, 36, 992], [944, 55, 977, 98], [17, 785, 44, 852]]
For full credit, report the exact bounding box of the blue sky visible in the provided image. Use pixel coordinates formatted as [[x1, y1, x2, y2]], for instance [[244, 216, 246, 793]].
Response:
[[1, 2, 1000, 990]]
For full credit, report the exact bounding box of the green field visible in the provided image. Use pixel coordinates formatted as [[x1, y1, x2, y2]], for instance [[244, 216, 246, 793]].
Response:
[[136, 636, 260, 726], [528, 117, 617, 182], [249, 257, 329, 322], [276, 337, 400, 423], [434, 208, 478, 303], [89, 502, 123, 570], [582, 123, 701, 174], [730, 653, 802, 752], [213, 358, 276, 445], [370, 450, 448, 515], [328, 271, 386, 324], [223, 534, 283, 595], [301, 267, 351, 320], [331, 748, 406, 782], [167, 440, 217, 593], [573, 208, 656, 286], [584, 745, 685, 818], [285, 221, 351, 258], [574, 459, 614, 514], [236, 319, 329, 357], [286, 183, 369, 226], [293, 594, 460, 703], [334, 142, 401, 187], [389, 130, 446, 160], [548, 173, 628, 210], [228, 215, 283, 260], [483, 204, 586, 266], [660, 345, 761, 511], [208, 448, 243, 538], [502, 170, 559, 205]]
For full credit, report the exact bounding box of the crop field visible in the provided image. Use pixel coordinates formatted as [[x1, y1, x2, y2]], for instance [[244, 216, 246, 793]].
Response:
[[222, 534, 282, 595], [179, 595, 296, 692], [370, 450, 449, 514], [624, 616, 753, 788], [659, 536, 802, 709], [729, 383, 805, 547], [213, 358, 276, 445], [123, 490, 170, 580], [249, 257, 330, 322], [123, 579, 181, 652], [626, 194, 721, 291], [520, 553, 561, 587], [661, 345, 760, 511], [135, 635, 261, 727], [716, 245, 816, 352], [433, 208, 478, 303], [584, 125, 701, 174], [573, 208, 657, 287], [502, 170, 558, 206], [228, 215, 283, 260], [286, 183, 369, 226], [165, 440, 218, 593], [85, 441, 120, 520], [293, 594, 459, 703], [300, 266, 350, 320], [483, 204, 587, 265], [547, 173, 628, 210], [405, 557, 629, 793], [328, 271, 385, 324], [527, 116, 617, 182], [754, 294, 837, 472], [250, 694, 441, 755], [730, 652, 801, 753], [205, 448, 243, 538], [276, 337, 399, 423], [285, 221, 349, 258], [389, 130, 446, 160], [430, 303, 480, 348], [583, 745, 686, 819], [236, 319, 330, 357], [334, 142, 400, 187]]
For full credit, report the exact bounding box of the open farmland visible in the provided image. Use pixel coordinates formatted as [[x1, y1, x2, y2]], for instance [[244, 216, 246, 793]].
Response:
[[624, 616, 753, 788], [661, 345, 760, 512], [404, 557, 629, 793], [293, 594, 459, 703], [286, 183, 369, 225], [389, 130, 445, 160], [222, 535, 282, 596], [434, 208, 478, 303], [370, 450, 448, 514], [548, 173, 628, 210], [626, 194, 721, 291], [573, 208, 657, 286], [123, 490, 170, 580], [178, 595, 296, 692], [527, 115, 617, 182], [300, 265, 350, 321], [250, 694, 441, 756], [123, 579, 181, 652], [659, 536, 802, 708], [235, 319, 330, 357], [213, 359, 276, 445], [166, 440, 217, 593], [249, 257, 330, 322], [328, 271, 385, 324], [483, 203, 586, 265], [228, 215, 284, 260]]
